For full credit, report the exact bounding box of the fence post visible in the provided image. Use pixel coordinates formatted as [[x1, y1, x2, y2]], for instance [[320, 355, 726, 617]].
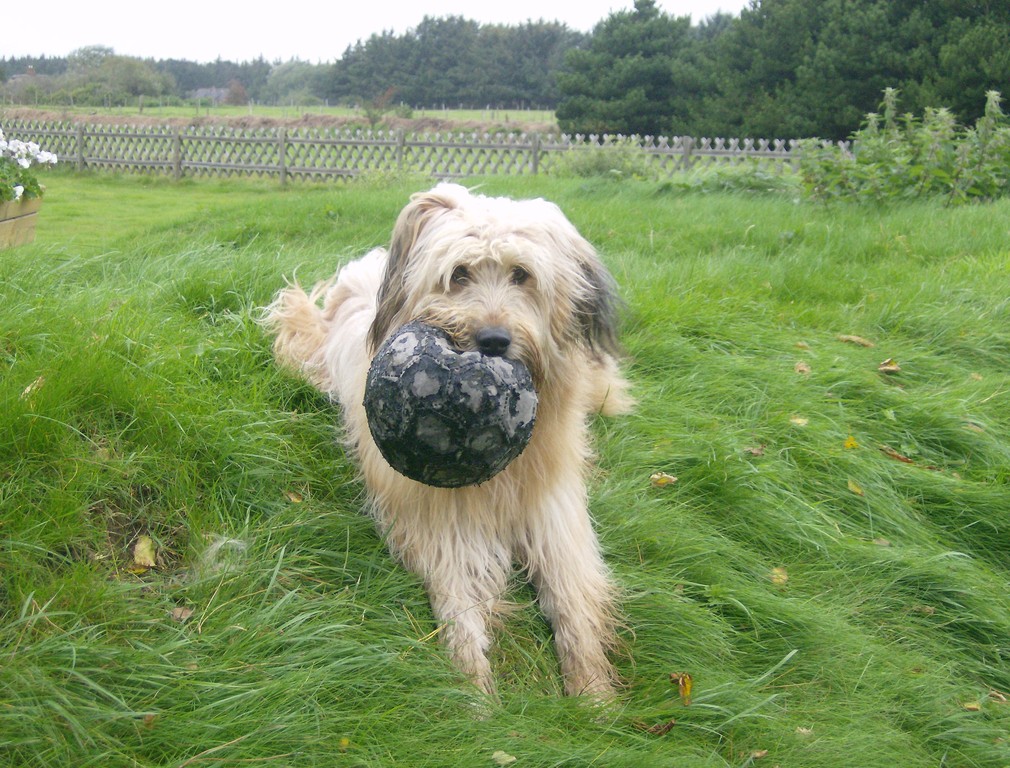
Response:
[[682, 136, 695, 170], [530, 133, 541, 175], [172, 129, 182, 180], [75, 124, 85, 172], [278, 128, 288, 185], [396, 129, 405, 171]]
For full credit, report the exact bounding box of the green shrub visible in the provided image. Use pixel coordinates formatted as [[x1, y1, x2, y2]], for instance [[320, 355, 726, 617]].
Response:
[[548, 139, 658, 180], [800, 89, 1010, 204]]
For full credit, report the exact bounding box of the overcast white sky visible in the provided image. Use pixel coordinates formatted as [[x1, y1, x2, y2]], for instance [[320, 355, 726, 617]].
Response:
[[5, 0, 750, 64]]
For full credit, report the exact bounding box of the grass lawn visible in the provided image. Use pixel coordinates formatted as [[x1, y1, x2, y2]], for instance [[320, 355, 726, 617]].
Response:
[[8, 103, 558, 129], [3, 169, 1010, 767]]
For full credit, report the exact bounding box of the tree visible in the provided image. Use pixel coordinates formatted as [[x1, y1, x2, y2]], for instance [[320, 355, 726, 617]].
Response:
[[702, 0, 1010, 140], [225, 79, 248, 106], [556, 0, 692, 136], [321, 17, 582, 109], [261, 59, 322, 105]]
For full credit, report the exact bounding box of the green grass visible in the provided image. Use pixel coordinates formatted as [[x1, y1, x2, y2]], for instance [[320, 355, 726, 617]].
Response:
[[10, 103, 558, 128], [3, 169, 1010, 767]]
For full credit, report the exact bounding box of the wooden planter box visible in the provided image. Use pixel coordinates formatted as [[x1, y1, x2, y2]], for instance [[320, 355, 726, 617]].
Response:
[[0, 197, 43, 249]]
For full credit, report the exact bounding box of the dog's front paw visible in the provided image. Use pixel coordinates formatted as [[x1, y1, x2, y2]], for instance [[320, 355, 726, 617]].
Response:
[[562, 660, 618, 701]]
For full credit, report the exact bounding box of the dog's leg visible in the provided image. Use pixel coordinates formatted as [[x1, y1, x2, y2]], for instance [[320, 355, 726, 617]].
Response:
[[524, 485, 618, 698], [427, 577, 499, 696], [388, 504, 509, 697]]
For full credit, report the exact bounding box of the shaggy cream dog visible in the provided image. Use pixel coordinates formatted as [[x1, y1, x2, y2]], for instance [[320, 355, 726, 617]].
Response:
[[263, 183, 632, 697]]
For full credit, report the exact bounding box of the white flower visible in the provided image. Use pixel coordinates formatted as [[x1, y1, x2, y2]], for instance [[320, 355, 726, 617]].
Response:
[[1, 128, 58, 199]]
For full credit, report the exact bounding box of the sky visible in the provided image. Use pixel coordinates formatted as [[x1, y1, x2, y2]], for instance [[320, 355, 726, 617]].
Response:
[[4, 0, 750, 64]]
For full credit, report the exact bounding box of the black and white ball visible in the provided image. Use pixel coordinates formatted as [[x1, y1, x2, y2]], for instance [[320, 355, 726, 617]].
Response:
[[363, 321, 538, 488]]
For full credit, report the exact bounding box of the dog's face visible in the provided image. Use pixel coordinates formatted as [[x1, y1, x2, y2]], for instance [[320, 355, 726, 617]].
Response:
[[368, 184, 621, 387]]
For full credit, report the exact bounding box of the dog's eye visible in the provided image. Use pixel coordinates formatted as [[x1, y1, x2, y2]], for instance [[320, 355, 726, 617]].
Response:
[[450, 265, 470, 286], [510, 266, 530, 286]]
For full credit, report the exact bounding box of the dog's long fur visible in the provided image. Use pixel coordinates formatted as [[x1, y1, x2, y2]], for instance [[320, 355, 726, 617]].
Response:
[[263, 184, 632, 697]]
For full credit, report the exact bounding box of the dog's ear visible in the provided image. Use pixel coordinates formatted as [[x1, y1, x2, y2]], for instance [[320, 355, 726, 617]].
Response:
[[573, 257, 623, 359], [368, 186, 462, 351]]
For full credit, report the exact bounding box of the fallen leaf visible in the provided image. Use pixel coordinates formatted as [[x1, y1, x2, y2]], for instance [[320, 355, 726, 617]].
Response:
[[770, 566, 789, 587], [143, 713, 157, 730], [750, 749, 769, 760], [838, 334, 875, 347], [878, 358, 902, 374], [170, 606, 195, 623], [790, 416, 808, 427], [962, 701, 982, 712], [794, 361, 811, 375], [650, 472, 678, 488], [989, 689, 1008, 704], [795, 341, 810, 350], [879, 445, 914, 464], [645, 719, 676, 735], [744, 444, 766, 457], [795, 726, 814, 737], [872, 537, 892, 547], [491, 750, 517, 766], [970, 372, 983, 381], [844, 435, 859, 449], [670, 672, 693, 706], [284, 490, 304, 503], [132, 535, 157, 569], [847, 479, 865, 497]]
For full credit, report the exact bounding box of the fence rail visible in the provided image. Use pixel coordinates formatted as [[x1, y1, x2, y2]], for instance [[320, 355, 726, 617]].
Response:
[[3, 119, 836, 182]]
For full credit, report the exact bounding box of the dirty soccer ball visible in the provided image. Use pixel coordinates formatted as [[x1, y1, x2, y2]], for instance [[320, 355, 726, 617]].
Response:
[[363, 320, 538, 488]]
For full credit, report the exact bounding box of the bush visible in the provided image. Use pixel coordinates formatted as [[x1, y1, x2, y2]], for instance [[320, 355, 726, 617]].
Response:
[[549, 139, 658, 180], [800, 89, 1010, 204]]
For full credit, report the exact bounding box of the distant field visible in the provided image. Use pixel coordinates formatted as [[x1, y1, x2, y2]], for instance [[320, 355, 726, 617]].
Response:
[[5, 102, 558, 130], [4, 170, 1010, 767]]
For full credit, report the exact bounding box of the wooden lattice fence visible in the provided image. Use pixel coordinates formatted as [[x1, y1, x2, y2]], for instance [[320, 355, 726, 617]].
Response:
[[3, 120, 830, 182]]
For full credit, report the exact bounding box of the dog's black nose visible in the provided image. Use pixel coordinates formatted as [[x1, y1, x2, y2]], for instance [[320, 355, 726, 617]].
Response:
[[475, 326, 512, 356]]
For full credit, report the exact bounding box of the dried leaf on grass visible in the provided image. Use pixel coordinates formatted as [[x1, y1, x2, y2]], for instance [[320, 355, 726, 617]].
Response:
[[650, 472, 678, 488], [770, 566, 789, 587], [128, 535, 157, 573], [170, 606, 194, 623], [847, 479, 865, 497], [670, 672, 693, 706], [838, 334, 875, 347], [794, 361, 811, 375], [879, 445, 914, 464], [491, 750, 517, 766], [878, 358, 902, 374], [634, 719, 676, 736]]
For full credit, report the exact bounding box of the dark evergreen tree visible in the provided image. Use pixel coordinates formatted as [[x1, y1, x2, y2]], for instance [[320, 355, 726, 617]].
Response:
[[555, 0, 692, 136]]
